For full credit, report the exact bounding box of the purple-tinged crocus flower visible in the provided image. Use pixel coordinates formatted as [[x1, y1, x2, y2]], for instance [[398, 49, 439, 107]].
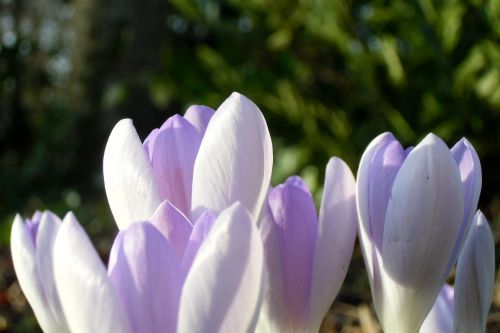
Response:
[[11, 211, 69, 333], [103, 92, 273, 228], [12, 203, 264, 333], [421, 211, 495, 333], [357, 133, 481, 333], [257, 158, 357, 332]]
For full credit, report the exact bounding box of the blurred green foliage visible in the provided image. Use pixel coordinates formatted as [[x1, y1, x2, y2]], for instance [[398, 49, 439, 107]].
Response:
[[1, 0, 500, 228], [1, 0, 500, 331]]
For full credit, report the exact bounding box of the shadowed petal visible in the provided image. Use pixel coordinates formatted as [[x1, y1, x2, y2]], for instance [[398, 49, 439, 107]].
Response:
[[266, 176, 317, 330], [178, 202, 264, 333], [150, 115, 201, 217], [150, 200, 193, 259], [256, 188, 285, 333], [108, 222, 184, 333], [191, 92, 273, 222], [310, 157, 357, 331], [445, 139, 482, 275], [35, 212, 68, 331], [53, 213, 132, 333], [103, 119, 162, 229], [356, 132, 404, 285], [454, 211, 495, 333], [381, 134, 464, 332], [181, 210, 217, 271], [184, 105, 215, 135]]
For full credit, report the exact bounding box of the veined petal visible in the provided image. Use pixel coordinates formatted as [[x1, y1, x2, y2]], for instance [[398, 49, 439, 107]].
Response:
[[108, 222, 184, 333], [445, 139, 482, 275], [184, 105, 215, 135], [266, 176, 317, 330], [181, 210, 216, 271], [356, 132, 404, 285], [150, 115, 201, 218], [178, 202, 264, 333], [310, 157, 357, 331], [103, 119, 162, 229], [191, 92, 273, 222], [453, 211, 495, 333], [150, 200, 193, 259], [381, 133, 464, 333], [53, 213, 132, 333], [11, 214, 68, 333], [420, 285, 454, 333]]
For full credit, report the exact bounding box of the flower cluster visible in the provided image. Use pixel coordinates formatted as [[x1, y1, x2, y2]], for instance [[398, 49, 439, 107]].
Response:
[[11, 93, 495, 333]]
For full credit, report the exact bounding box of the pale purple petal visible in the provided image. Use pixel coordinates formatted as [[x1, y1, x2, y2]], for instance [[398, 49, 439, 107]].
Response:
[[181, 210, 216, 271], [267, 176, 317, 330], [150, 200, 193, 259], [143, 128, 159, 158], [191, 92, 273, 222], [150, 115, 202, 217], [367, 136, 405, 249], [108, 222, 184, 333], [26, 210, 42, 243], [446, 138, 482, 275], [103, 119, 162, 229], [178, 202, 264, 333], [310, 157, 357, 331], [53, 213, 132, 333], [453, 211, 494, 333], [356, 132, 404, 285], [420, 285, 454, 333], [381, 134, 464, 332], [184, 105, 215, 135], [256, 192, 285, 332]]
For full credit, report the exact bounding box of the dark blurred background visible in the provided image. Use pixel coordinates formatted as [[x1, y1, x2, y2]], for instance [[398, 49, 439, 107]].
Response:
[[0, 0, 499, 331]]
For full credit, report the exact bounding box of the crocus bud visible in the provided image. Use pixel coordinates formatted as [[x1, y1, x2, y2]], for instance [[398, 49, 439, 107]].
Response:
[[10, 211, 69, 333], [257, 157, 357, 332], [453, 211, 495, 333], [357, 133, 481, 333]]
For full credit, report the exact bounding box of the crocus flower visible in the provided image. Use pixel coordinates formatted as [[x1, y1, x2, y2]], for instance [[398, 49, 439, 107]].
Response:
[[420, 211, 495, 333], [257, 157, 357, 332], [103, 92, 273, 228], [10, 211, 69, 333], [357, 133, 481, 333], [12, 203, 264, 333]]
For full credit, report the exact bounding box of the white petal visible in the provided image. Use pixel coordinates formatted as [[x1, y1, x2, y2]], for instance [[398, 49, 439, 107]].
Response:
[[53, 213, 132, 333], [381, 134, 464, 333], [35, 212, 68, 331], [454, 211, 495, 333], [309, 157, 357, 331], [11, 215, 67, 333], [178, 202, 264, 333], [103, 119, 162, 229], [191, 92, 273, 222]]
